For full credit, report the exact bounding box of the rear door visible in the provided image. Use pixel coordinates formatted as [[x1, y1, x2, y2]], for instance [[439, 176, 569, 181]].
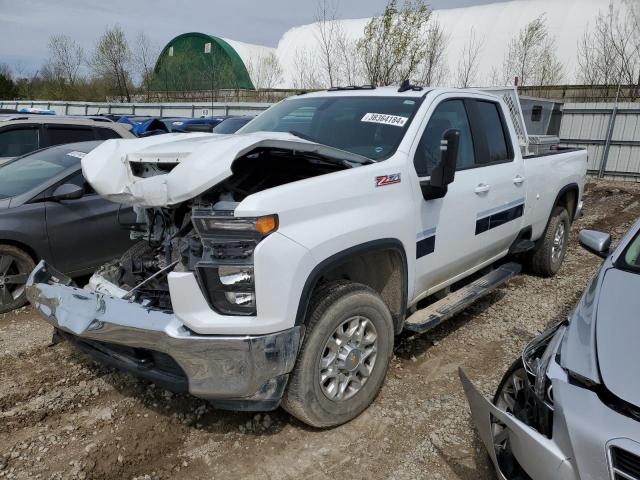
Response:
[[465, 99, 525, 264], [411, 94, 524, 298], [44, 170, 135, 274]]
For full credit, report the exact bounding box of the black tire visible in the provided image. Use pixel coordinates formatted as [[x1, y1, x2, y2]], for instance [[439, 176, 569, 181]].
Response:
[[527, 207, 570, 277], [282, 281, 394, 428], [0, 245, 36, 314]]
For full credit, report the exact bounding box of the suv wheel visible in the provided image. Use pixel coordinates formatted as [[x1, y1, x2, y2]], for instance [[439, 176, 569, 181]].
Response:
[[0, 245, 35, 314], [282, 281, 394, 428]]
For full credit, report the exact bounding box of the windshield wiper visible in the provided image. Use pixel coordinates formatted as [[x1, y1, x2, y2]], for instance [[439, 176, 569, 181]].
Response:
[[288, 130, 319, 143], [287, 130, 375, 166]]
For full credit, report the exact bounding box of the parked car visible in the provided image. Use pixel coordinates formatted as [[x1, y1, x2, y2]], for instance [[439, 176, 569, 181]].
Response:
[[211, 115, 255, 134], [0, 141, 135, 313], [161, 116, 229, 133], [27, 85, 587, 427], [460, 221, 640, 480], [0, 116, 134, 165]]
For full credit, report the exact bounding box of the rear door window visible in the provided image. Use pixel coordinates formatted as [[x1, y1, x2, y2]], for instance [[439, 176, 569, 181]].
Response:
[[472, 101, 513, 163], [45, 126, 96, 146], [0, 126, 40, 157]]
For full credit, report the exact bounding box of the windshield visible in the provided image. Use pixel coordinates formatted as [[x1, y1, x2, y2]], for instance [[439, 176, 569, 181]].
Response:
[[0, 143, 95, 199], [620, 230, 640, 273], [213, 117, 252, 134], [239, 96, 422, 160]]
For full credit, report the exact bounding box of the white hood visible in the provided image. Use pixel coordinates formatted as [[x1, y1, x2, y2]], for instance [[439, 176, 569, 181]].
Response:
[[81, 132, 367, 207]]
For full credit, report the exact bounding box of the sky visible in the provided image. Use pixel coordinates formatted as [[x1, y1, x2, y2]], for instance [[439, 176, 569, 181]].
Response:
[[0, 0, 500, 75]]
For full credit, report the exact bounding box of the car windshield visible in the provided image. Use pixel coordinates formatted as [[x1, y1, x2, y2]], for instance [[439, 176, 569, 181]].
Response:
[[620, 231, 640, 273], [0, 143, 97, 199], [239, 96, 422, 160], [213, 117, 252, 134]]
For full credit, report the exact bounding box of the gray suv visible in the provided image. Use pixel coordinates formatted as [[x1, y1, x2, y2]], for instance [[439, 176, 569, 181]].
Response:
[[0, 116, 134, 165]]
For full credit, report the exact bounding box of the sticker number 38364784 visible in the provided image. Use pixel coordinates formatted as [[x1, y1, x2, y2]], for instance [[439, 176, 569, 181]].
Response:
[[361, 112, 408, 127]]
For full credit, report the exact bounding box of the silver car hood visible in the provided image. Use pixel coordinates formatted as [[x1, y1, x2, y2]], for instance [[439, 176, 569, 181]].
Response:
[[595, 267, 640, 407], [81, 131, 368, 207]]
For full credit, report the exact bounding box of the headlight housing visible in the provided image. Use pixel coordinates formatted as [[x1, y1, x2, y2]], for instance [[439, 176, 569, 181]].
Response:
[[191, 208, 278, 316]]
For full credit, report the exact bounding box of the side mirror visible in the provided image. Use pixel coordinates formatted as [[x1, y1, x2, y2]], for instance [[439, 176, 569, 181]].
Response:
[[51, 183, 84, 201], [579, 229, 611, 258], [420, 129, 460, 201]]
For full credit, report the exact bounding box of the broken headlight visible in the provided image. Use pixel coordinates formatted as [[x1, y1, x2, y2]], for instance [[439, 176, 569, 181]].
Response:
[[191, 208, 278, 316]]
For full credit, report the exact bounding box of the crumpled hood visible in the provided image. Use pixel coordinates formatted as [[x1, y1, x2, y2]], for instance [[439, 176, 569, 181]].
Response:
[[81, 131, 366, 207], [595, 267, 640, 407]]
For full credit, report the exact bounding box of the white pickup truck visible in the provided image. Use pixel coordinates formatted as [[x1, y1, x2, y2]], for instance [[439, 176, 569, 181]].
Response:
[[26, 85, 587, 427]]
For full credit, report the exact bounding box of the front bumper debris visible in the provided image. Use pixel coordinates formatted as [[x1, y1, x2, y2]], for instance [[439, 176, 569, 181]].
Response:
[[459, 369, 576, 480], [26, 261, 301, 410]]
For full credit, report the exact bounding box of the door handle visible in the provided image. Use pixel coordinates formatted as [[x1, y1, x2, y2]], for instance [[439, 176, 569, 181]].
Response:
[[474, 183, 491, 194], [513, 175, 525, 185]]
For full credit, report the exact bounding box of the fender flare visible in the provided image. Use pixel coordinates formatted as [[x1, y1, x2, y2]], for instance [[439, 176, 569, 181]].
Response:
[[294, 238, 409, 334]]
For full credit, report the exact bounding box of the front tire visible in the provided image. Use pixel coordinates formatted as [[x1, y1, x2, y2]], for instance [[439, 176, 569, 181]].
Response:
[[528, 206, 570, 277], [282, 281, 394, 428], [0, 245, 36, 314]]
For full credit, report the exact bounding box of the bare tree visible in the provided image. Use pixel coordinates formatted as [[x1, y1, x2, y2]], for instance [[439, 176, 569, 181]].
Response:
[[132, 31, 159, 100], [455, 27, 485, 88], [47, 34, 84, 88], [245, 52, 284, 89], [335, 30, 363, 86], [578, 1, 640, 90], [503, 14, 563, 86], [290, 48, 323, 90], [416, 19, 449, 87], [357, 0, 434, 86], [315, 0, 341, 87], [91, 25, 132, 102]]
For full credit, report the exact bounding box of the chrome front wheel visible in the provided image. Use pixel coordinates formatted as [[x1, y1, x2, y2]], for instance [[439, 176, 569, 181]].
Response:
[[319, 315, 378, 401]]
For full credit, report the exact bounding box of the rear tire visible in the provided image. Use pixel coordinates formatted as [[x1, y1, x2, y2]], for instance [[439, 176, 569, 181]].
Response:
[[282, 281, 394, 428], [528, 207, 570, 277], [0, 245, 35, 314]]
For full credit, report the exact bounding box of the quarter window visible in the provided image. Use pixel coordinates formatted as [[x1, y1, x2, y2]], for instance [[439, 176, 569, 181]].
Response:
[[413, 100, 475, 176], [0, 127, 39, 157], [474, 101, 511, 163]]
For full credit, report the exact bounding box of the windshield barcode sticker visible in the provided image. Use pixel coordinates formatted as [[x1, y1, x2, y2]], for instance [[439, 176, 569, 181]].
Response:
[[67, 151, 87, 159], [361, 113, 408, 127]]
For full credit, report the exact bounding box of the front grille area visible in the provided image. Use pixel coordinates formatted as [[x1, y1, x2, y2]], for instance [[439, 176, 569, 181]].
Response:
[[611, 447, 640, 480]]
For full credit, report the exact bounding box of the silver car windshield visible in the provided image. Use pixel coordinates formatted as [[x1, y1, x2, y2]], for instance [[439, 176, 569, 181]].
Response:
[[239, 96, 422, 160], [622, 232, 640, 272]]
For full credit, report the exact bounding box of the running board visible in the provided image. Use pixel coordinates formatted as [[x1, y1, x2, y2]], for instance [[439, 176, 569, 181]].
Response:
[[404, 262, 521, 334]]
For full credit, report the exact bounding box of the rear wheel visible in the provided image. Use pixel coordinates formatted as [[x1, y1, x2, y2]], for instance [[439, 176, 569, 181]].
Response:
[[0, 245, 35, 314], [528, 207, 570, 277], [282, 281, 394, 428]]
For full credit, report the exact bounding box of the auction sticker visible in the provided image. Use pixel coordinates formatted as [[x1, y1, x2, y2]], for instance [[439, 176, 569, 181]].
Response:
[[361, 112, 408, 127], [67, 151, 87, 159]]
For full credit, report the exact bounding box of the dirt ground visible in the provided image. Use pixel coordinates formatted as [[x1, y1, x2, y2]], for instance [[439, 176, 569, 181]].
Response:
[[1, 179, 639, 480]]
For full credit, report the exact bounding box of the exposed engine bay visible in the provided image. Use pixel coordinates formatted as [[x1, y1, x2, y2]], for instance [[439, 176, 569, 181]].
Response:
[[86, 147, 350, 312]]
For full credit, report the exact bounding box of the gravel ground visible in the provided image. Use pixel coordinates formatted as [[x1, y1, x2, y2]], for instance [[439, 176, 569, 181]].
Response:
[[1, 179, 639, 480]]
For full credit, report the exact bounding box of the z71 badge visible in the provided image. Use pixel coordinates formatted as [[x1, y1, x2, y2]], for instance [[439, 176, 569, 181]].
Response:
[[375, 173, 401, 187]]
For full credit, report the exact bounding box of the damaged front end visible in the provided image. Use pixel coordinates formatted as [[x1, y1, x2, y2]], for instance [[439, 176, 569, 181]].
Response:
[[459, 323, 576, 480], [26, 261, 301, 410]]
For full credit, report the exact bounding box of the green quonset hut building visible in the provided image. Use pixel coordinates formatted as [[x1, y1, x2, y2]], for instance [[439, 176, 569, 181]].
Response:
[[152, 32, 257, 92]]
